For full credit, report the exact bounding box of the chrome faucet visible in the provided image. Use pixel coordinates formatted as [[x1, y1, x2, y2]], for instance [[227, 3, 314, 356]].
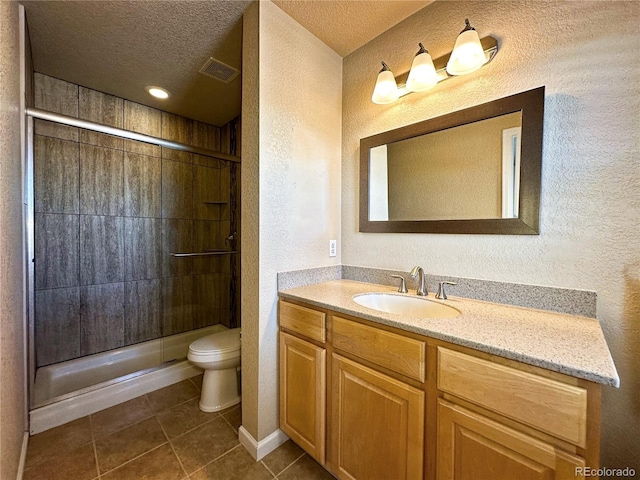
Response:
[[410, 266, 427, 296]]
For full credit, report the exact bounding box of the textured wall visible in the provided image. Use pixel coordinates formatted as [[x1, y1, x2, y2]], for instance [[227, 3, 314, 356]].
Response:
[[342, 0, 639, 468], [0, 1, 27, 477], [240, 0, 260, 442], [241, 0, 343, 442]]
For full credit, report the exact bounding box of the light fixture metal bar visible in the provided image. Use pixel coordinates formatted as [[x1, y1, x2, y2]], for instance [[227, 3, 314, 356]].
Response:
[[395, 36, 498, 97], [26, 107, 241, 164]]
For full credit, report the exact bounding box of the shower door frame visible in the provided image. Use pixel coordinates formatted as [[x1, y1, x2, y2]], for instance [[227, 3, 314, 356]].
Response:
[[25, 116, 36, 417], [24, 108, 241, 410]]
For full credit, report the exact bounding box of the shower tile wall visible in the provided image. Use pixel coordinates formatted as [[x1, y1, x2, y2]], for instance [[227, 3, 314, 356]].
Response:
[[33, 73, 239, 368]]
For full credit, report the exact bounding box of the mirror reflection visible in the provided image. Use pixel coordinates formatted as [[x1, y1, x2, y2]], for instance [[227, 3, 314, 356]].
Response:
[[369, 111, 522, 222]]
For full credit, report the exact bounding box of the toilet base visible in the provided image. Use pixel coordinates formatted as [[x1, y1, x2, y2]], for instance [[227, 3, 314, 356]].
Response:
[[198, 367, 241, 413]]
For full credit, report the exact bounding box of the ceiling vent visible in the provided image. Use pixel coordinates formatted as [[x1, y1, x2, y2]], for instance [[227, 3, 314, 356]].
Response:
[[199, 57, 240, 84]]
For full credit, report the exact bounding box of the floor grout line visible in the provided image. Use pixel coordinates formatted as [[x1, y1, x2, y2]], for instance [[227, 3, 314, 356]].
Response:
[[157, 411, 191, 479], [188, 374, 203, 391], [90, 392, 221, 477], [88, 415, 101, 479], [98, 442, 169, 477], [165, 411, 222, 442], [190, 443, 243, 475], [141, 393, 154, 411], [92, 412, 156, 441], [260, 459, 278, 479], [275, 452, 307, 478], [219, 405, 240, 432], [148, 391, 202, 416], [25, 416, 99, 465]]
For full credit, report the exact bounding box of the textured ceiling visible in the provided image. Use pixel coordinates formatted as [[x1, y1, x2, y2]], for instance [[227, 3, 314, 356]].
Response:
[[273, 0, 433, 57], [22, 0, 250, 126], [22, 0, 432, 127]]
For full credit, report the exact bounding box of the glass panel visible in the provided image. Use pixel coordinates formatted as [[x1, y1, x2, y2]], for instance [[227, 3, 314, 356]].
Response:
[[31, 118, 240, 407], [369, 111, 522, 222]]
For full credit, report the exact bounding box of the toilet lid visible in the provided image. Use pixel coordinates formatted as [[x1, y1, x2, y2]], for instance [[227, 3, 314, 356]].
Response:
[[189, 328, 241, 354]]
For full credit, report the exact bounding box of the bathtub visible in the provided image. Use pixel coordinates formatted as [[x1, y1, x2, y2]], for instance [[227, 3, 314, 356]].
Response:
[[34, 324, 226, 405]]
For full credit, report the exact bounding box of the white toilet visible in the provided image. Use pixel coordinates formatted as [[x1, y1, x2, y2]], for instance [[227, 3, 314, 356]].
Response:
[[187, 327, 241, 412]]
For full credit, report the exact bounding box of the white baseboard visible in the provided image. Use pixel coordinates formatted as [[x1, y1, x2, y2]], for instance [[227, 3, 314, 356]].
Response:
[[30, 360, 202, 434], [238, 426, 289, 461], [16, 432, 28, 480]]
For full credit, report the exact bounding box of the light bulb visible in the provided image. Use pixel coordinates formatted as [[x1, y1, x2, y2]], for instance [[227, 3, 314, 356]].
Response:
[[146, 86, 170, 99], [446, 19, 487, 76], [371, 62, 399, 105], [406, 43, 439, 92]]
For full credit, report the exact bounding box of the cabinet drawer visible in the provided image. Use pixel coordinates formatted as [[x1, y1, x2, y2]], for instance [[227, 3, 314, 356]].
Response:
[[279, 300, 326, 343], [437, 347, 588, 447], [437, 399, 586, 480], [332, 316, 426, 382]]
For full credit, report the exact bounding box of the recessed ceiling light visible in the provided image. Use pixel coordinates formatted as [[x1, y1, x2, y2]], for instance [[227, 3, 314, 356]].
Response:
[[145, 86, 170, 99]]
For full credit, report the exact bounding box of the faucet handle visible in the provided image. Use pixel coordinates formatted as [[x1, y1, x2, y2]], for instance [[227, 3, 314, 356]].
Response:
[[390, 275, 408, 293], [435, 281, 457, 300]]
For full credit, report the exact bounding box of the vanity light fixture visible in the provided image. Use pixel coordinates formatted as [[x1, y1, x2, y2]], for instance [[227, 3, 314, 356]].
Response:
[[371, 18, 497, 104], [371, 62, 400, 105], [446, 19, 487, 76], [406, 43, 439, 92], [145, 86, 170, 99]]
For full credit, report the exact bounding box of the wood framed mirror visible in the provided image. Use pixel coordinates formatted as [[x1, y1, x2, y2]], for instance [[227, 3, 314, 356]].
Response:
[[359, 87, 544, 234]]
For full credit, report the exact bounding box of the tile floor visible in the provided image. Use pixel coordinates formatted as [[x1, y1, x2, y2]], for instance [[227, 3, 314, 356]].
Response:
[[24, 375, 335, 480]]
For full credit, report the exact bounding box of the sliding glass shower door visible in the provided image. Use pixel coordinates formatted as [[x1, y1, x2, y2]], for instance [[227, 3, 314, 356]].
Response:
[[27, 75, 240, 408]]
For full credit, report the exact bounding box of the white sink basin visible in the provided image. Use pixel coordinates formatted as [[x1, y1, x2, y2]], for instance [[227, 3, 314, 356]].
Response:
[[352, 293, 461, 319]]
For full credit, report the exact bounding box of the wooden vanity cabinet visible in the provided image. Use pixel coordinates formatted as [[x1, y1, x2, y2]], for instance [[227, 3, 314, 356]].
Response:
[[277, 299, 601, 480], [329, 315, 426, 480], [278, 301, 326, 464], [434, 346, 596, 480], [437, 399, 586, 480]]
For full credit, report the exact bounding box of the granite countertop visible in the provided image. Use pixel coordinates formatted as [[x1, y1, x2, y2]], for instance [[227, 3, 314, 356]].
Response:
[[279, 279, 619, 387]]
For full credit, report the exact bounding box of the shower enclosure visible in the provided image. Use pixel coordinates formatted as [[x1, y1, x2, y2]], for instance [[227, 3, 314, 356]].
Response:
[[26, 74, 241, 414]]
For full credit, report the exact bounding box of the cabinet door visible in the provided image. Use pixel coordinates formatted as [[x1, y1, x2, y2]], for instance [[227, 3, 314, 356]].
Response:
[[279, 331, 326, 463], [331, 354, 424, 480], [437, 399, 586, 480]]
